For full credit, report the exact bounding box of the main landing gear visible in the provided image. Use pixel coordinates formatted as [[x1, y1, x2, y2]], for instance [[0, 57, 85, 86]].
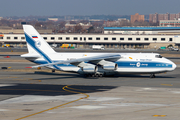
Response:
[[84, 73, 103, 78], [150, 74, 155, 78]]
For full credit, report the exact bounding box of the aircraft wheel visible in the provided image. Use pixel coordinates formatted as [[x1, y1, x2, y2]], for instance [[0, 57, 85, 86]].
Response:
[[52, 69, 55, 73], [92, 74, 95, 77], [88, 74, 92, 77], [95, 74, 99, 77], [84, 74, 88, 77], [153, 74, 156, 78], [99, 74, 103, 77], [150, 74, 155, 78]]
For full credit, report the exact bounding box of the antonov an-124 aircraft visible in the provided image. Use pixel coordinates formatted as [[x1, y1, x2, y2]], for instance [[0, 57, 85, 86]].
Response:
[[21, 25, 176, 78]]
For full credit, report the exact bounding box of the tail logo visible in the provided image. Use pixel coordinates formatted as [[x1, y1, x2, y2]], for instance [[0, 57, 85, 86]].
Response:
[[36, 40, 41, 47], [136, 62, 140, 67], [32, 36, 38, 38]]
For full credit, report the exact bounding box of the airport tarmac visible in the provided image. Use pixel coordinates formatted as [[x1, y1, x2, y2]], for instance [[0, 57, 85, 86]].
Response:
[[0, 55, 180, 120]]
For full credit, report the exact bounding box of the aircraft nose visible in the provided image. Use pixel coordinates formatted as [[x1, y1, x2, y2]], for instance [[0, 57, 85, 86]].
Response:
[[172, 62, 177, 70]]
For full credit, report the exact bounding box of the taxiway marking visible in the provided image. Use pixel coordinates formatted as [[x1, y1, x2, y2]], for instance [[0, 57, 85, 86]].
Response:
[[161, 84, 173, 86], [153, 115, 167, 117], [16, 85, 89, 120]]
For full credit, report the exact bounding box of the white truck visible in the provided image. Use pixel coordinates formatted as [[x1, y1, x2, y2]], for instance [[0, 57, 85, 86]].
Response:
[[92, 45, 105, 50]]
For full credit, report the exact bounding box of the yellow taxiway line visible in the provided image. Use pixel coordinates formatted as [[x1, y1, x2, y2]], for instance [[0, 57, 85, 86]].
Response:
[[153, 115, 167, 117], [161, 84, 173, 86], [16, 85, 89, 120]]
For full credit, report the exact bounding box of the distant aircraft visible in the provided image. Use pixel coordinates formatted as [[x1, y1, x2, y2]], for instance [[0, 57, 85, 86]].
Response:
[[21, 25, 176, 78]]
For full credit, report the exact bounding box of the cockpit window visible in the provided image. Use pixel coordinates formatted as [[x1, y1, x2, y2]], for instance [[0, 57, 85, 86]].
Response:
[[155, 55, 162, 58]]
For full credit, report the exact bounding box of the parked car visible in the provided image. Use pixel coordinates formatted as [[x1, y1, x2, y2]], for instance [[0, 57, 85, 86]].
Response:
[[172, 48, 179, 51], [169, 47, 179, 51], [92, 45, 105, 50]]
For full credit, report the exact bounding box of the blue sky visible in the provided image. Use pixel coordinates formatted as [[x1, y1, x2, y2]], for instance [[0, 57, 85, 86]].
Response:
[[0, 0, 180, 17]]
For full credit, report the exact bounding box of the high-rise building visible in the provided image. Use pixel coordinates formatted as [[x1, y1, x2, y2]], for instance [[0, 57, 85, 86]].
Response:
[[163, 13, 170, 20], [131, 13, 144, 23], [149, 13, 158, 23], [149, 13, 180, 23], [170, 14, 176, 20]]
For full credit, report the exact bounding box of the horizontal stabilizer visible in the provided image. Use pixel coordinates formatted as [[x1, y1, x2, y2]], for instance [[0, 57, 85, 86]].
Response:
[[21, 53, 41, 58]]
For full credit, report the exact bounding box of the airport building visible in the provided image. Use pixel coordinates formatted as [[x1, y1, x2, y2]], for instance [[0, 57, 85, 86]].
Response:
[[149, 13, 180, 23], [103, 27, 180, 35], [159, 19, 180, 27], [0, 27, 180, 49]]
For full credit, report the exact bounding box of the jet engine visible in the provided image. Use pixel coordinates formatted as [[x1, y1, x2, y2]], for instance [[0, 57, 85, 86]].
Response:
[[103, 63, 118, 70], [82, 65, 98, 73], [95, 60, 118, 71]]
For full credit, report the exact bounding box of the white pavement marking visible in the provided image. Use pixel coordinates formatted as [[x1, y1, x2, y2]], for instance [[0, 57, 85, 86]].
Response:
[[71, 105, 106, 110], [0, 95, 82, 105], [0, 84, 16, 87], [70, 103, 174, 110], [171, 91, 180, 94], [101, 103, 172, 107], [136, 87, 157, 91], [82, 97, 122, 101], [142, 88, 157, 90], [0, 109, 9, 111]]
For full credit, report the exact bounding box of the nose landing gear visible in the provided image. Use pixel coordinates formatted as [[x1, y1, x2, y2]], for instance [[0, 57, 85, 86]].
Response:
[[150, 74, 155, 78]]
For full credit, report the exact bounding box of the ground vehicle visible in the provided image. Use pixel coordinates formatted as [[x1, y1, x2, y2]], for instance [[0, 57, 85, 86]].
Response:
[[92, 45, 104, 50], [172, 48, 179, 51], [169, 47, 179, 51]]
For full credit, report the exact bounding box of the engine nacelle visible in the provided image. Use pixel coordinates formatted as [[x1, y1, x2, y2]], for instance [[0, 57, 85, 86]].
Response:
[[103, 63, 118, 70], [82, 65, 98, 73]]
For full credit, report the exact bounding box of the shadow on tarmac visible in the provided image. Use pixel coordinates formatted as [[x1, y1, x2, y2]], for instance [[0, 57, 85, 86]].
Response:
[[0, 84, 117, 96], [31, 71, 175, 79]]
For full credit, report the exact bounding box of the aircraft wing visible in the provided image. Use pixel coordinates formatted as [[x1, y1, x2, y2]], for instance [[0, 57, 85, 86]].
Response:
[[28, 53, 121, 68]]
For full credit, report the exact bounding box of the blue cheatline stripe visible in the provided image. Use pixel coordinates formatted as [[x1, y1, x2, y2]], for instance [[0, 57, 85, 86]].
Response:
[[116, 61, 172, 68], [33, 60, 173, 68], [24, 33, 61, 70]]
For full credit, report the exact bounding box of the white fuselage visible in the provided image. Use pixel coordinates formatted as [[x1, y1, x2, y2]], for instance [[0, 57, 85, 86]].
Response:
[[27, 52, 176, 75], [21, 25, 177, 77]]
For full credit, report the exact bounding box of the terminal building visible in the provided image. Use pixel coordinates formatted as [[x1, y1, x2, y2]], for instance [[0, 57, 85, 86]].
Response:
[[103, 27, 180, 35], [159, 19, 180, 27], [0, 27, 180, 49]]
